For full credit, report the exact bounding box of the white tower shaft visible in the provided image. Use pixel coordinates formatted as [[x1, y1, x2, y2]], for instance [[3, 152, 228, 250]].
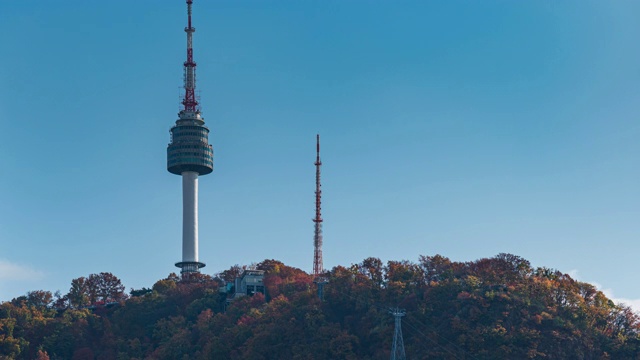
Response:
[[182, 171, 199, 263]]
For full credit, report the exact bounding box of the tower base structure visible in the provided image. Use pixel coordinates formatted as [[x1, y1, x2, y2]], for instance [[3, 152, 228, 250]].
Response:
[[175, 261, 206, 276], [314, 277, 328, 300]]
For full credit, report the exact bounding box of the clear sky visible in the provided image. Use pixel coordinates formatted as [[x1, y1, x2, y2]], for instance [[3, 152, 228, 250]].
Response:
[[1, 1, 639, 308]]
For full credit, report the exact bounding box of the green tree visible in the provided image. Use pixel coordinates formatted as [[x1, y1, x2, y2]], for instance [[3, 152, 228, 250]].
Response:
[[67, 277, 90, 309]]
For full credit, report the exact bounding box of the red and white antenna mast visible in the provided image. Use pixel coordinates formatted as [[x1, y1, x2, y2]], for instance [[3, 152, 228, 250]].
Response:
[[182, 0, 198, 113], [313, 134, 323, 277]]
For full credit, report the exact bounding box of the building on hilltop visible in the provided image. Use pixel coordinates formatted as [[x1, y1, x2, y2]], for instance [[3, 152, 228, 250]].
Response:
[[223, 269, 266, 302]]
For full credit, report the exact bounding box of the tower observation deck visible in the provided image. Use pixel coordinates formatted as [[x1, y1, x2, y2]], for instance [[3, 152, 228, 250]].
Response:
[[167, 0, 213, 277]]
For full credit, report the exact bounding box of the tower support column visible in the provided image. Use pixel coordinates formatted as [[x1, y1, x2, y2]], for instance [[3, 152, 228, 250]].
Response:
[[175, 170, 205, 276], [182, 171, 198, 262]]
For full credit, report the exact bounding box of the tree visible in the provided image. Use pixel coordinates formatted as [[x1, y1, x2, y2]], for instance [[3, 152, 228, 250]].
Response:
[[67, 273, 126, 308], [35, 350, 50, 360], [88, 272, 126, 303], [26, 291, 53, 308], [67, 277, 89, 309], [153, 279, 177, 294], [219, 264, 243, 283], [71, 347, 94, 360], [419, 254, 454, 284], [359, 257, 384, 287], [3, 254, 640, 359], [52, 291, 69, 309]]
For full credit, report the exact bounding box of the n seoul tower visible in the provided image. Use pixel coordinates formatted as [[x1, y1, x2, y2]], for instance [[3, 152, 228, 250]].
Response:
[[167, 0, 213, 278]]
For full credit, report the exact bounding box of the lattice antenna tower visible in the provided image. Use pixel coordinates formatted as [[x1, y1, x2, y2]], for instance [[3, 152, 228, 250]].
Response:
[[390, 308, 407, 360], [313, 134, 323, 276], [312, 134, 328, 299]]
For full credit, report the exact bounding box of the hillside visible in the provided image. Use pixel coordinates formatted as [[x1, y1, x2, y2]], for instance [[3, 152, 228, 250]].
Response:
[[1, 254, 639, 359]]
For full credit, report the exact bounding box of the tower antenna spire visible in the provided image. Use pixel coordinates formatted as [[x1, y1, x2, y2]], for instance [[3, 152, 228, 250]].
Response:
[[182, 0, 198, 112]]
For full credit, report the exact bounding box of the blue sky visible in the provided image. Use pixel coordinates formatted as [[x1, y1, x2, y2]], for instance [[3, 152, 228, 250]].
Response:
[[1, 1, 639, 307]]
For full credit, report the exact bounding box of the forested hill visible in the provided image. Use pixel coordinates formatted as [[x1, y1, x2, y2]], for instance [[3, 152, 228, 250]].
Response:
[[2, 254, 639, 359]]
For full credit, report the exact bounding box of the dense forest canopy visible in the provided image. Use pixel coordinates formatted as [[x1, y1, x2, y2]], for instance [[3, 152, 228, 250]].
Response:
[[1, 254, 639, 359]]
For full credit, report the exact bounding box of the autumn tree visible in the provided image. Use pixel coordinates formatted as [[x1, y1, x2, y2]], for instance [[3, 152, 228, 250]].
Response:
[[2, 254, 640, 359], [88, 272, 126, 303], [67, 273, 126, 308], [26, 291, 53, 309]]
